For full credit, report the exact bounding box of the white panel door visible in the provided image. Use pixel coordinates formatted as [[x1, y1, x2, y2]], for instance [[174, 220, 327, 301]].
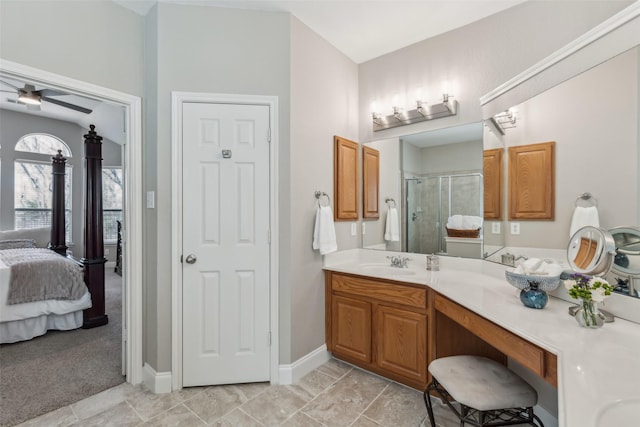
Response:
[[182, 102, 270, 387]]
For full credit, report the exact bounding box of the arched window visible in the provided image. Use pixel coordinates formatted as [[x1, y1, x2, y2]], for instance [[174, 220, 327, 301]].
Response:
[[14, 134, 72, 242], [15, 133, 72, 157]]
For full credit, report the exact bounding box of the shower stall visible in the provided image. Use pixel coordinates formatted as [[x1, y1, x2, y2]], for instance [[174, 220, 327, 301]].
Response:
[[405, 173, 482, 255]]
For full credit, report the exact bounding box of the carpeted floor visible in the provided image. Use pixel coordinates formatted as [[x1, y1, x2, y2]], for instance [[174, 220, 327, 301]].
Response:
[[0, 268, 124, 427]]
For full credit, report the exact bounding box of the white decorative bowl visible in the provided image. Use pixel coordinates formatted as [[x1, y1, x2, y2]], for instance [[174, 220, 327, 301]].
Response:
[[505, 271, 561, 291]]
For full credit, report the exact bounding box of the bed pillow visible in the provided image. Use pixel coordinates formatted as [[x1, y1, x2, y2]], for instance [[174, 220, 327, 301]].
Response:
[[0, 227, 51, 248], [0, 239, 36, 250]]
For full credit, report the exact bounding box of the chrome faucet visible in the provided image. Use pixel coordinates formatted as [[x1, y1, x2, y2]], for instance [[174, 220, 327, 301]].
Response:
[[387, 255, 411, 268]]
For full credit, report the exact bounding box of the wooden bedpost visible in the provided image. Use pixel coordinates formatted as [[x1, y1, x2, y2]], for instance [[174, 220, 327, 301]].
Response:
[[82, 125, 108, 329], [49, 150, 68, 256]]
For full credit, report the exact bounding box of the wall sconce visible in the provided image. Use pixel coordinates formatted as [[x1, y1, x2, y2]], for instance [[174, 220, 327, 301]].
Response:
[[489, 108, 517, 135], [371, 91, 458, 132]]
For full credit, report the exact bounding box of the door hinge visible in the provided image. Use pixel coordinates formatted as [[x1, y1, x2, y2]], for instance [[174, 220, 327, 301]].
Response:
[[267, 127, 271, 143], [267, 229, 271, 245], [268, 331, 272, 346], [180, 254, 183, 263]]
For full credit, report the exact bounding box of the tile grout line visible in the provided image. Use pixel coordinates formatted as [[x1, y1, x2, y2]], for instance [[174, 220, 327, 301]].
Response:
[[349, 383, 390, 427], [178, 402, 210, 426], [236, 407, 267, 426], [123, 400, 145, 425], [278, 366, 352, 427]]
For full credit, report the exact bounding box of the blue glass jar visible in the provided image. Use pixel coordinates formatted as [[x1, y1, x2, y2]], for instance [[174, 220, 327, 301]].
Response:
[[519, 282, 548, 309]]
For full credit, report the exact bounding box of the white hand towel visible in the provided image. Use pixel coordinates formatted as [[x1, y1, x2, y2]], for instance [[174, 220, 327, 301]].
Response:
[[569, 206, 600, 238], [515, 258, 563, 276], [313, 205, 337, 255], [447, 215, 463, 229], [384, 206, 400, 242]]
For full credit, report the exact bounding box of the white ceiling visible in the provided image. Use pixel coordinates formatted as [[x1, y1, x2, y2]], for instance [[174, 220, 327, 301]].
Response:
[[114, 0, 526, 64]]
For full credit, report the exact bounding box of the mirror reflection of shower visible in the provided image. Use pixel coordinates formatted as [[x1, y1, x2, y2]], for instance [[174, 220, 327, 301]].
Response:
[[405, 173, 482, 255]]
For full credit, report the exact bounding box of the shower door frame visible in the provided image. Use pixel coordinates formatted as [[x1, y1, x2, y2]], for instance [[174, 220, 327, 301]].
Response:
[[404, 172, 482, 255]]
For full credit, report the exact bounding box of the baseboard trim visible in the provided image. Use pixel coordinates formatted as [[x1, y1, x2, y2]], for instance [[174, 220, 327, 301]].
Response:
[[143, 362, 172, 394], [279, 344, 331, 384]]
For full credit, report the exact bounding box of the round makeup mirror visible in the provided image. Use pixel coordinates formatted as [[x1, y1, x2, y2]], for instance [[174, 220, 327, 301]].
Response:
[[567, 226, 616, 275]]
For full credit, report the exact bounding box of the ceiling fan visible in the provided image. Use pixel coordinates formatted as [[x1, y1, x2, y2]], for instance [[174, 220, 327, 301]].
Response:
[[0, 80, 93, 114]]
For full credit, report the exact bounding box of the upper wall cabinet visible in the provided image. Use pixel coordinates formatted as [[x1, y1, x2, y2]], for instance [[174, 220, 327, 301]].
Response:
[[508, 141, 555, 220], [362, 146, 380, 219], [483, 148, 503, 220], [334, 136, 359, 220]]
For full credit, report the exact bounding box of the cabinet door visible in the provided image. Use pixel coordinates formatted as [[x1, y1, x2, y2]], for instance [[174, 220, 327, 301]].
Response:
[[362, 145, 380, 219], [334, 136, 359, 220], [375, 305, 427, 384], [508, 141, 555, 220], [332, 295, 372, 363], [483, 148, 503, 220]]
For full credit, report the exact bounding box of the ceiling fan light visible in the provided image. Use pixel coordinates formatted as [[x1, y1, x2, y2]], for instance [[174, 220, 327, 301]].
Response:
[[18, 92, 41, 105]]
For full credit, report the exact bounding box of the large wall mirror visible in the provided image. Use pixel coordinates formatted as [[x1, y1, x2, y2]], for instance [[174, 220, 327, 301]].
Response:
[[483, 46, 638, 251], [361, 123, 490, 256]]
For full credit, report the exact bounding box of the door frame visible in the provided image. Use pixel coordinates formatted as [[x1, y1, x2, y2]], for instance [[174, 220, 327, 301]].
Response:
[[171, 92, 279, 389], [0, 59, 144, 384]]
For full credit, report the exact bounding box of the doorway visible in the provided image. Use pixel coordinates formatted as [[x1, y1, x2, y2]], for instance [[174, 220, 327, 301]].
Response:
[[171, 92, 279, 389], [0, 59, 144, 384]]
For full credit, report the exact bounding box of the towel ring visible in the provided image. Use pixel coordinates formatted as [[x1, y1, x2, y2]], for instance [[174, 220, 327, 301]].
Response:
[[315, 190, 331, 207], [575, 192, 598, 207], [385, 197, 396, 208]]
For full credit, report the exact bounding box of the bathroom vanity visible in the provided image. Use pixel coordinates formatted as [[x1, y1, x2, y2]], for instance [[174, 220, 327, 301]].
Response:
[[323, 249, 640, 427]]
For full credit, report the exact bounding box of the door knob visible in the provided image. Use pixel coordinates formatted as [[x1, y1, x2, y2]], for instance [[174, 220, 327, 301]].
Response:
[[185, 254, 197, 264]]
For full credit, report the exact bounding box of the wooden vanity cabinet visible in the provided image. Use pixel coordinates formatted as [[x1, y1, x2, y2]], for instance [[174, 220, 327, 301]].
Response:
[[325, 271, 431, 390]]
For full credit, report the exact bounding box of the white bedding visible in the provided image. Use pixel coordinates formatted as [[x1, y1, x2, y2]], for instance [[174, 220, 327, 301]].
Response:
[[0, 257, 92, 343]]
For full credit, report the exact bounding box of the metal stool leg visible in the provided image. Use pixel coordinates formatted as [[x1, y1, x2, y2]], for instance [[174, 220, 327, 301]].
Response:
[[423, 382, 437, 427]]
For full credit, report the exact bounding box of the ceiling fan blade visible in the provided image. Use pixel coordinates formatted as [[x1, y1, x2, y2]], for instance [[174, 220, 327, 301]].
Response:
[[40, 88, 67, 97], [42, 96, 93, 114], [0, 79, 19, 90]]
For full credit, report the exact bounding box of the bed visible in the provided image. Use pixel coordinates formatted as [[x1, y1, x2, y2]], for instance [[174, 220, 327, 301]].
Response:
[[0, 125, 107, 344]]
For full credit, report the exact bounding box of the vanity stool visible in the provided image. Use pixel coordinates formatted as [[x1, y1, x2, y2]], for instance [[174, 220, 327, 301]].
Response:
[[423, 355, 544, 427]]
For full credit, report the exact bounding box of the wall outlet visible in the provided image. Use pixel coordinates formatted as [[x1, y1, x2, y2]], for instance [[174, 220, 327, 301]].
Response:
[[491, 222, 501, 234], [351, 222, 357, 236], [362, 222, 366, 235], [105, 248, 110, 256], [510, 222, 521, 235]]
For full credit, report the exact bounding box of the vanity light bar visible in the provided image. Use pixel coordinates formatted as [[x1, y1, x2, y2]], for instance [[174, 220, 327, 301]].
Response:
[[372, 99, 458, 132]]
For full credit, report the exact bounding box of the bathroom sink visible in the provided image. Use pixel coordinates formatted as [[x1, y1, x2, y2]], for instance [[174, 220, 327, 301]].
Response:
[[596, 398, 640, 427], [359, 264, 416, 276]]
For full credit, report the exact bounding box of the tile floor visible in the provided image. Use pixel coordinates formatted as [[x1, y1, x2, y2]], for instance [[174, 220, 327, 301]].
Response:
[[17, 359, 462, 427]]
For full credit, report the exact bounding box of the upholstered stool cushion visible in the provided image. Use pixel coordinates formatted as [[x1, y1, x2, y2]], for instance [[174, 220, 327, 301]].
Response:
[[428, 355, 538, 411]]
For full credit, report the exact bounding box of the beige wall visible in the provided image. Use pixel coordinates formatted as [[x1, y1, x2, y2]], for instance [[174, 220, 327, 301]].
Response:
[[289, 16, 359, 361], [0, 0, 144, 98]]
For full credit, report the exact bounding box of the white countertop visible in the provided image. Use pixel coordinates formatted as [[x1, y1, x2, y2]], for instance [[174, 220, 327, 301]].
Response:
[[323, 249, 640, 427]]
